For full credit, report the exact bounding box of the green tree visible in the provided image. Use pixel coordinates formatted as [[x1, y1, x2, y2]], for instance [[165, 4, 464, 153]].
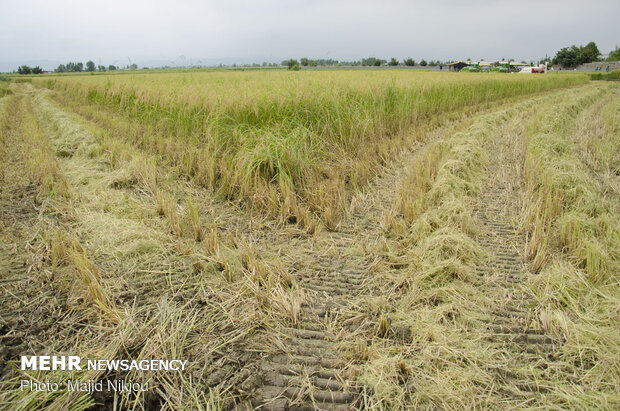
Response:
[[86, 60, 96, 72], [286, 59, 300, 70], [361, 57, 385, 67], [31, 66, 43, 74], [403, 58, 416, 66], [578, 42, 600, 64], [552, 42, 600, 68], [17, 65, 32, 74], [98, 65, 106, 72], [55, 64, 67, 73], [108, 65, 117, 71], [607, 46, 620, 61], [420, 59, 428, 66], [300, 57, 309, 66], [388, 57, 399, 66], [553, 46, 579, 68]]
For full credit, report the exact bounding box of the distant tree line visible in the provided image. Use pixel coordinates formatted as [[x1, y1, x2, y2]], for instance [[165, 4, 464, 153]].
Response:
[[282, 57, 445, 69], [23, 48, 616, 75], [55, 62, 84, 72], [15, 61, 139, 74], [283, 58, 342, 67], [54, 61, 134, 73]]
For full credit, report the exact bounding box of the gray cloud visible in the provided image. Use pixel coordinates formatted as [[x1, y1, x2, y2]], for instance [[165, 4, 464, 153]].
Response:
[[1, 0, 618, 69]]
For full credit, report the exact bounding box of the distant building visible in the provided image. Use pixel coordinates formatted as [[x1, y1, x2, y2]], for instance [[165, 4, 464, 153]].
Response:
[[445, 61, 468, 71], [446, 60, 530, 72]]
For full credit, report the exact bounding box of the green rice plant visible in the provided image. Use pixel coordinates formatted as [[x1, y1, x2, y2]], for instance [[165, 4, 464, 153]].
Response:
[[34, 70, 588, 226], [6, 75, 615, 410]]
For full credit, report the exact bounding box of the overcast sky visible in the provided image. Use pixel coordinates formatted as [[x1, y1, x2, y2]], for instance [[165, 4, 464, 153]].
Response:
[[1, 0, 619, 68]]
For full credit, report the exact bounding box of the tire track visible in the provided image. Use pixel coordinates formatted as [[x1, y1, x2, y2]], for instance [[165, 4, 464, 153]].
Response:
[[473, 195, 562, 399], [248, 252, 367, 410], [469, 96, 598, 402]]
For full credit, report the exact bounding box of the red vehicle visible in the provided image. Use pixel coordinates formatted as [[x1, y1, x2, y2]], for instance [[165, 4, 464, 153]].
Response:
[[519, 64, 547, 74]]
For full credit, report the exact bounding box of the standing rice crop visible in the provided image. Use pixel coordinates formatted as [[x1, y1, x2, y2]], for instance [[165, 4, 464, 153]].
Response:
[[35, 71, 588, 227]]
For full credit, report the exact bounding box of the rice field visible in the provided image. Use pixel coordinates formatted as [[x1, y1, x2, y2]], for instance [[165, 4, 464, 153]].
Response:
[[1, 70, 618, 410], [35, 71, 586, 228]]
